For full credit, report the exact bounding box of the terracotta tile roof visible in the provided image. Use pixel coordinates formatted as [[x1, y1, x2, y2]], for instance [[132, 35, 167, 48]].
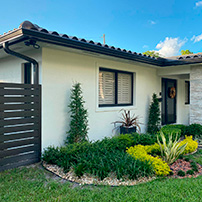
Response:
[[0, 21, 160, 61], [167, 53, 202, 60], [1, 21, 202, 67]]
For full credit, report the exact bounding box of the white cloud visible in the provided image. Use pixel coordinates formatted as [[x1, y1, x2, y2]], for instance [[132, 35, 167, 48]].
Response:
[[156, 37, 187, 57], [191, 34, 202, 43], [148, 20, 156, 25], [143, 45, 149, 49], [196, 1, 202, 7]]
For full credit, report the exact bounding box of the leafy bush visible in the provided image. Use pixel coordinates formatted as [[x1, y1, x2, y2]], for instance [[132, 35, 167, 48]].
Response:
[[160, 127, 181, 141], [186, 124, 202, 139], [98, 134, 135, 151], [186, 170, 194, 175], [177, 170, 185, 177], [98, 133, 157, 152], [144, 143, 161, 155], [190, 161, 198, 172], [42, 146, 61, 165], [132, 133, 157, 146], [178, 136, 198, 154], [126, 144, 171, 176], [147, 93, 161, 134], [43, 139, 154, 180], [73, 148, 154, 180], [161, 123, 202, 140], [184, 157, 190, 162], [161, 124, 187, 137], [157, 131, 187, 165]]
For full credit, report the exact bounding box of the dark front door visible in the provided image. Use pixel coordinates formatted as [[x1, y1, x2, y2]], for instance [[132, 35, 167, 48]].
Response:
[[162, 78, 177, 125]]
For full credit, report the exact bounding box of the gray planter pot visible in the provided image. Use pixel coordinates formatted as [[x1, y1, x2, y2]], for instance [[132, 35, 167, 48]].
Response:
[[120, 126, 136, 134]]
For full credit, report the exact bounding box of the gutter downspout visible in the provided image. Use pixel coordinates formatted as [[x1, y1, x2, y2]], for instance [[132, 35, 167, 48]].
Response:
[[3, 42, 39, 84]]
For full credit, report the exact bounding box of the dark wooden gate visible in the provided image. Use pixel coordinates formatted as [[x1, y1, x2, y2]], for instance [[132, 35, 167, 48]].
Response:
[[0, 83, 41, 171]]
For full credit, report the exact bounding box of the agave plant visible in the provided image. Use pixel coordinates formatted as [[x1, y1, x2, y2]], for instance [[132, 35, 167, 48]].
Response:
[[113, 109, 141, 133], [157, 131, 187, 165]]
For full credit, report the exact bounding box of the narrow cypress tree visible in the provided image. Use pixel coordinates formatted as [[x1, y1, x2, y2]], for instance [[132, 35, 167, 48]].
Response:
[[66, 82, 89, 144], [147, 93, 160, 134]]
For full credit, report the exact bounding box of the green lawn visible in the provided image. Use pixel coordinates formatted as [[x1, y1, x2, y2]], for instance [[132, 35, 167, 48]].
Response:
[[0, 165, 202, 202]]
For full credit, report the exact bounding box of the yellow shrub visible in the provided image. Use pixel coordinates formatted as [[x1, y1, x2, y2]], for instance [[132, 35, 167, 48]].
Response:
[[126, 136, 198, 176], [178, 136, 198, 154], [145, 143, 160, 154], [126, 145, 171, 176]]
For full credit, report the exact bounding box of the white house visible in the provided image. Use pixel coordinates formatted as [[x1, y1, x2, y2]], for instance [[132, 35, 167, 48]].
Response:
[[0, 21, 202, 151]]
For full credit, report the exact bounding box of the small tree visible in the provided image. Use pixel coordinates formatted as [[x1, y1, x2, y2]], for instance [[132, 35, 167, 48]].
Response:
[[181, 50, 193, 55], [147, 93, 160, 134], [143, 50, 160, 58], [66, 82, 88, 144]]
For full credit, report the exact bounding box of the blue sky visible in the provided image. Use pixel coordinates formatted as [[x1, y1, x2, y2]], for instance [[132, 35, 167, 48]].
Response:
[[1, 0, 202, 57]]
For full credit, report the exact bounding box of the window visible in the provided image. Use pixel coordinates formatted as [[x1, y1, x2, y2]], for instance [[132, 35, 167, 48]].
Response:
[[23, 63, 32, 84], [99, 68, 133, 107], [185, 81, 190, 105]]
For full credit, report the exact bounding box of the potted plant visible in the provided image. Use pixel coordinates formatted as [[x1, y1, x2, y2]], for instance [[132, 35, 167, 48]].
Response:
[[113, 109, 141, 134]]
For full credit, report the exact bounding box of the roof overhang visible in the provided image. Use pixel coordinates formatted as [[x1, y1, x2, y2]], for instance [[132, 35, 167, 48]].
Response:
[[1, 21, 202, 67]]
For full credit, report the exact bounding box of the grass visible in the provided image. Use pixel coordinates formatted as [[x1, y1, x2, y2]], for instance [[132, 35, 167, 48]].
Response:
[[0, 164, 202, 202]]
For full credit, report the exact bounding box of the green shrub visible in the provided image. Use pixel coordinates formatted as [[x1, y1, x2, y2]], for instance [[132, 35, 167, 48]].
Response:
[[190, 161, 199, 172], [169, 171, 174, 176], [66, 82, 89, 144], [42, 146, 61, 165], [73, 148, 154, 180], [160, 127, 181, 141], [161, 124, 187, 137], [147, 93, 161, 134], [98, 134, 135, 151], [186, 170, 194, 175], [186, 124, 202, 139], [43, 138, 154, 180], [177, 170, 185, 177], [184, 157, 190, 162], [132, 133, 157, 145], [96, 133, 157, 152]]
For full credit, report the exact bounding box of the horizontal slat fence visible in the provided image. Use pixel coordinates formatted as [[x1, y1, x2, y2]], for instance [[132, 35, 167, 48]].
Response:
[[0, 83, 41, 172]]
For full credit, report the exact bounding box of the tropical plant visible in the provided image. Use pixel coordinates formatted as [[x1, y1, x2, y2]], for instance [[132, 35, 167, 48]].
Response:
[[157, 131, 187, 165], [147, 93, 161, 134], [66, 82, 89, 144], [113, 109, 141, 133], [181, 50, 193, 55], [143, 50, 160, 58]]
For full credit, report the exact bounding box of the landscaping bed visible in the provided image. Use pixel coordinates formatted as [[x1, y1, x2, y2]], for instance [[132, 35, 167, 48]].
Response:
[[169, 159, 202, 178], [42, 131, 201, 186], [43, 162, 156, 186]]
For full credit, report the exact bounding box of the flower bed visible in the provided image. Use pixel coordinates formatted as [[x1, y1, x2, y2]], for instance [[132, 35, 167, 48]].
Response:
[[42, 132, 200, 185]]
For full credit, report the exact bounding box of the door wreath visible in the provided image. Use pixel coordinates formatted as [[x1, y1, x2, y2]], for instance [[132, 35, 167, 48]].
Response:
[[169, 87, 176, 98]]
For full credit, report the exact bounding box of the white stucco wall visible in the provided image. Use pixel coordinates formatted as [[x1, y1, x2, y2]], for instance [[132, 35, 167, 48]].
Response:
[[41, 47, 161, 149], [0, 46, 190, 150], [0, 50, 42, 83]]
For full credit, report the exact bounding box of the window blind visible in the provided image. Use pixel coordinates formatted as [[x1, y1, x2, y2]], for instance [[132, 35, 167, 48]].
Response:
[[118, 73, 132, 104], [99, 71, 115, 104]]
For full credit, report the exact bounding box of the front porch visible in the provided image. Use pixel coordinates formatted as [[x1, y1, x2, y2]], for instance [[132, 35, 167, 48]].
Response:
[[157, 64, 202, 126]]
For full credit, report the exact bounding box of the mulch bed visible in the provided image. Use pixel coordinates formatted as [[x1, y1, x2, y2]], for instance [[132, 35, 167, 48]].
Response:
[[42, 162, 156, 186], [170, 159, 202, 179]]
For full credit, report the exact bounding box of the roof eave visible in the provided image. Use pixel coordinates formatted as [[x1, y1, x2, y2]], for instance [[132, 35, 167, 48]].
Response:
[[20, 28, 167, 67], [0, 26, 199, 67]]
